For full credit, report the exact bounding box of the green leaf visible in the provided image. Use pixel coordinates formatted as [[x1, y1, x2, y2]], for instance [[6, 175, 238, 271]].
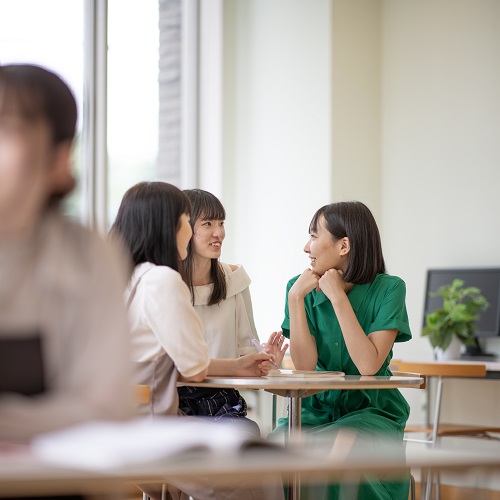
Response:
[[423, 278, 490, 351]]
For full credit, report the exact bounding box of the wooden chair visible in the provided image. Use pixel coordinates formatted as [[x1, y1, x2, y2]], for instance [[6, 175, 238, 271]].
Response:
[[131, 385, 171, 500], [389, 361, 500, 441], [132, 384, 151, 406], [390, 360, 500, 500]]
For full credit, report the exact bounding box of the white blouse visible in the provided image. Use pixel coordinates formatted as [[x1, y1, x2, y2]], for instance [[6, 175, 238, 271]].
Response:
[[125, 262, 210, 379], [192, 263, 259, 358]]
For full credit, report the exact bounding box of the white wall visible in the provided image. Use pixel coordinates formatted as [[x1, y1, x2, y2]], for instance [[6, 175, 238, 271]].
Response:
[[221, 0, 332, 337], [382, 0, 500, 427], [217, 0, 500, 450], [331, 0, 382, 219]]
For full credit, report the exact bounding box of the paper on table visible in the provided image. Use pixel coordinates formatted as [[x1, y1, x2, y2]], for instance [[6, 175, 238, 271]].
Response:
[[266, 369, 345, 378], [31, 416, 281, 470]]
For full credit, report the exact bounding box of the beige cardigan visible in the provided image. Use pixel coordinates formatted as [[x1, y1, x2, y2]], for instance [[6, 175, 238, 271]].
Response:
[[0, 210, 135, 440]]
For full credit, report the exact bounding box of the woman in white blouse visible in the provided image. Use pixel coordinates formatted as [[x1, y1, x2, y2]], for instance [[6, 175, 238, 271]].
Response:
[[178, 189, 287, 431]]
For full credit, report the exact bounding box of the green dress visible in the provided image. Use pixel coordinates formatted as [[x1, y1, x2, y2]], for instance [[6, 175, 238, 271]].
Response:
[[272, 273, 412, 500]]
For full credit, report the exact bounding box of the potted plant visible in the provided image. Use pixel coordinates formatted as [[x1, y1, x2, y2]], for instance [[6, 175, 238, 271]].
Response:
[[422, 278, 489, 360]]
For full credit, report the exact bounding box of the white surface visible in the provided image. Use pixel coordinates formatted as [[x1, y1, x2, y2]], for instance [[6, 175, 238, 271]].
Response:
[[31, 417, 265, 470]]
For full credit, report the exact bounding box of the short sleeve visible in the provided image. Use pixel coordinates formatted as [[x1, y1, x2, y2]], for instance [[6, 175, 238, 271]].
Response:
[[369, 277, 412, 343], [281, 276, 302, 339]]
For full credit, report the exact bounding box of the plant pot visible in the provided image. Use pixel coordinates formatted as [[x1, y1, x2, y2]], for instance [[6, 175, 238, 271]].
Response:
[[434, 335, 462, 361]]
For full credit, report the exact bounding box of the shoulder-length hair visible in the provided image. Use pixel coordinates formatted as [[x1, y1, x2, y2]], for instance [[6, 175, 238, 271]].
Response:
[[309, 201, 386, 284], [109, 182, 191, 273], [181, 189, 226, 306]]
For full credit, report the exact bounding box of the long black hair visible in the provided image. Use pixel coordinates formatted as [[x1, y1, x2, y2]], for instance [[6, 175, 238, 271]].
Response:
[[309, 201, 386, 284], [181, 189, 227, 306], [110, 182, 191, 273]]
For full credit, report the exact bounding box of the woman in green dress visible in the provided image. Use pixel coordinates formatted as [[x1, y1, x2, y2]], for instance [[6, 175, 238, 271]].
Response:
[[272, 201, 412, 500]]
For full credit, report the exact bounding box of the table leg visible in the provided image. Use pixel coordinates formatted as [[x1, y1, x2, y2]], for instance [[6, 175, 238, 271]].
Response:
[[288, 396, 302, 442], [288, 396, 302, 500]]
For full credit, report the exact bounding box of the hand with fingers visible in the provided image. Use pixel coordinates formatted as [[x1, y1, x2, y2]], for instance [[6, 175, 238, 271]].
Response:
[[262, 331, 289, 368]]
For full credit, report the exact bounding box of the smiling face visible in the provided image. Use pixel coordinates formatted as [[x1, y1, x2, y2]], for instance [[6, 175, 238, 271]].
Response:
[[304, 215, 349, 276], [191, 215, 226, 261]]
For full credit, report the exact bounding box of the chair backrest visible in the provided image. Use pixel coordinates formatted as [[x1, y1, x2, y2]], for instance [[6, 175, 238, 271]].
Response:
[[132, 384, 151, 405], [390, 360, 486, 378]]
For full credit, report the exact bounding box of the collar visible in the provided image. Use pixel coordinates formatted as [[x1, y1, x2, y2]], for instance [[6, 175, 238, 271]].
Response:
[[312, 282, 368, 313]]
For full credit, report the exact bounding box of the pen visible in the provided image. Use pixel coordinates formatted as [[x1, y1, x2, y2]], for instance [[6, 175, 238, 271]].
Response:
[[251, 338, 278, 367]]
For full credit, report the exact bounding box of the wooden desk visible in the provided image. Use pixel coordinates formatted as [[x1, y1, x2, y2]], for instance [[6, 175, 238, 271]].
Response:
[[391, 360, 500, 500], [390, 360, 500, 438]]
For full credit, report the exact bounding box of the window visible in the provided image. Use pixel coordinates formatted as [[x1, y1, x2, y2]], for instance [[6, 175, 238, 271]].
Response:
[[1, 0, 194, 230], [0, 0, 84, 219], [107, 0, 161, 226]]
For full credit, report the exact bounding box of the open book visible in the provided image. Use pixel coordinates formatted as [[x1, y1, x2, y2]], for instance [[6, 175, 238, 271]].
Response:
[[31, 416, 282, 470]]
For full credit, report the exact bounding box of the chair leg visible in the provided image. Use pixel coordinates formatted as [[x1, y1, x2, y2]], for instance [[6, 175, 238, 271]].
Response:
[[410, 472, 416, 500], [424, 469, 433, 500]]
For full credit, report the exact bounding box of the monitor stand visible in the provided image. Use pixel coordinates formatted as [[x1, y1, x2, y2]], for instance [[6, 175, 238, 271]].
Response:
[[460, 337, 497, 361]]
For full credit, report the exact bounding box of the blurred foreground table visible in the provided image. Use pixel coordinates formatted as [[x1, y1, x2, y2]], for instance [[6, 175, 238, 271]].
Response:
[[1, 432, 500, 498]]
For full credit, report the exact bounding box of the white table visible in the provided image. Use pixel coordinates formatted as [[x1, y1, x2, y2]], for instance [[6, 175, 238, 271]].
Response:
[[179, 372, 424, 500], [179, 373, 424, 438]]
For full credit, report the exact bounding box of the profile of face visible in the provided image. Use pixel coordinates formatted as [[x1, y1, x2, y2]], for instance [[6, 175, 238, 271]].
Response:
[[176, 213, 193, 261], [0, 112, 54, 231], [0, 66, 77, 235], [304, 215, 350, 276], [191, 215, 225, 260]]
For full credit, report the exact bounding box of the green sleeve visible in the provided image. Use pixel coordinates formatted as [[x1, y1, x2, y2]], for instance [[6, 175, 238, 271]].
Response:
[[370, 277, 412, 343]]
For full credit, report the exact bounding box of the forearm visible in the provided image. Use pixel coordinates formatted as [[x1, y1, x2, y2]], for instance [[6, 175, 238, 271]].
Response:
[[207, 358, 237, 376], [288, 295, 318, 370], [332, 295, 383, 375]]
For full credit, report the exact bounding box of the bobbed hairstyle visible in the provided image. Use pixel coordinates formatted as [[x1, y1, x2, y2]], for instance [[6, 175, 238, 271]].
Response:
[[310, 201, 386, 284], [181, 189, 227, 306], [0, 64, 78, 202], [0, 64, 77, 146], [109, 182, 191, 273]]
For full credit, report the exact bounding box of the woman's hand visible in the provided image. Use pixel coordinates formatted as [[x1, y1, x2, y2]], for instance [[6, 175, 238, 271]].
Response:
[[288, 269, 320, 300], [318, 268, 351, 304], [263, 331, 289, 368], [235, 352, 275, 376]]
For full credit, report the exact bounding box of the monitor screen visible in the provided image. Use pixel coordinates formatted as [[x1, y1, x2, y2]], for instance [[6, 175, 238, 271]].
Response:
[[423, 268, 500, 338]]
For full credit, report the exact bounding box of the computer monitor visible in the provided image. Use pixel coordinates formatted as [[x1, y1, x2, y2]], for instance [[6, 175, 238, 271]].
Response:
[[423, 268, 500, 360]]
